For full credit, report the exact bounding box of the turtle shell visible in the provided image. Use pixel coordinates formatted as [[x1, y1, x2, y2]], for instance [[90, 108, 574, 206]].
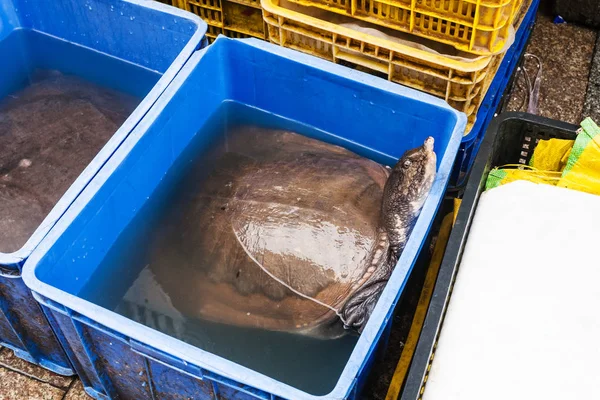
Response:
[[149, 126, 390, 337]]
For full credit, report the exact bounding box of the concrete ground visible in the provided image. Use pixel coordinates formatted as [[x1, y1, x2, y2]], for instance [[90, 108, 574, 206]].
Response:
[[2, 3, 600, 400], [0, 346, 86, 399], [505, 5, 598, 124]]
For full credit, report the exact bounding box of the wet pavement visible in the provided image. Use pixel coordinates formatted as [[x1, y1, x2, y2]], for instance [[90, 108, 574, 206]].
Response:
[[506, 10, 597, 123], [0, 346, 86, 400], [3, 3, 600, 400], [583, 34, 600, 122]]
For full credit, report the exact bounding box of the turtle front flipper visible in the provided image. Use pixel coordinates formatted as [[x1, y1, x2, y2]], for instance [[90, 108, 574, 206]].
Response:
[[341, 228, 392, 331]]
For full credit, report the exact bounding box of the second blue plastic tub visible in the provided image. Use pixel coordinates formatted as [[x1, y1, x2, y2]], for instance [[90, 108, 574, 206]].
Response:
[[0, 0, 206, 375], [23, 37, 466, 399]]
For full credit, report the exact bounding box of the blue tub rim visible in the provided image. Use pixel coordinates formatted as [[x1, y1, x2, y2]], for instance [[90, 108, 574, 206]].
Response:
[[0, 0, 207, 268], [23, 36, 467, 400]]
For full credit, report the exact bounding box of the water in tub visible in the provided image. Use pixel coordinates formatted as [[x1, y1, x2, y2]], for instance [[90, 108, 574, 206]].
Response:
[[77, 101, 405, 395], [0, 29, 159, 253]]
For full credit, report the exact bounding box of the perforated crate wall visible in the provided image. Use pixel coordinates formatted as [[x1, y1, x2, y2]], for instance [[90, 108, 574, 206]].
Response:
[[263, 9, 488, 132], [283, 0, 522, 55], [263, 0, 531, 132], [181, 0, 267, 42]]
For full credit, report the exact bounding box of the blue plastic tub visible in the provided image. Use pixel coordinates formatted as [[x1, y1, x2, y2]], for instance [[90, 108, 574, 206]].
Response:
[[23, 37, 466, 399], [449, 0, 539, 188], [0, 0, 206, 375]]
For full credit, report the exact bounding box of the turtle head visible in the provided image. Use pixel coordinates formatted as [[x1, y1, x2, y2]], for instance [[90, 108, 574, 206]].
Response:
[[341, 137, 436, 333], [381, 136, 436, 253]]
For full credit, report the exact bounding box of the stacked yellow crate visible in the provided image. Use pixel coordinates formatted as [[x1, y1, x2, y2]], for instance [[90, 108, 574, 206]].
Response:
[[174, 0, 268, 42], [262, 0, 530, 132]]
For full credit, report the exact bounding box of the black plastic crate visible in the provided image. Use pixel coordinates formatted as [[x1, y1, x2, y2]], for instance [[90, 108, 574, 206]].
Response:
[[553, 0, 600, 29], [400, 112, 579, 400]]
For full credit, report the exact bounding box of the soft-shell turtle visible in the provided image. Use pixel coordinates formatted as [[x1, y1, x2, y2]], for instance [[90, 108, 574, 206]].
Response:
[[149, 127, 436, 339]]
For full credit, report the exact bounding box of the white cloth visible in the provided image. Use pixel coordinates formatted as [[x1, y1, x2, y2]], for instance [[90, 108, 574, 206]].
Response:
[[424, 181, 600, 400]]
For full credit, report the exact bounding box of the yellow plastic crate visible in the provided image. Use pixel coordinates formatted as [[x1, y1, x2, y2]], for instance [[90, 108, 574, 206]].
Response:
[[155, 0, 182, 5], [282, 0, 521, 55], [180, 0, 268, 42], [263, 0, 529, 132]]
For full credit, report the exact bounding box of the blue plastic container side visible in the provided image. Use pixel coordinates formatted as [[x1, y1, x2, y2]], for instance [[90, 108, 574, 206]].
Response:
[[24, 37, 466, 399], [0, 0, 206, 376], [449, 0, 539, 188]]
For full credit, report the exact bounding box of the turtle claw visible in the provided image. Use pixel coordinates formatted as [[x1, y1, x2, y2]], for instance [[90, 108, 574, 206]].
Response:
[[342, 297, 370, 332], [343, 313, 360, 331], [342, 280, 388, 333]]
